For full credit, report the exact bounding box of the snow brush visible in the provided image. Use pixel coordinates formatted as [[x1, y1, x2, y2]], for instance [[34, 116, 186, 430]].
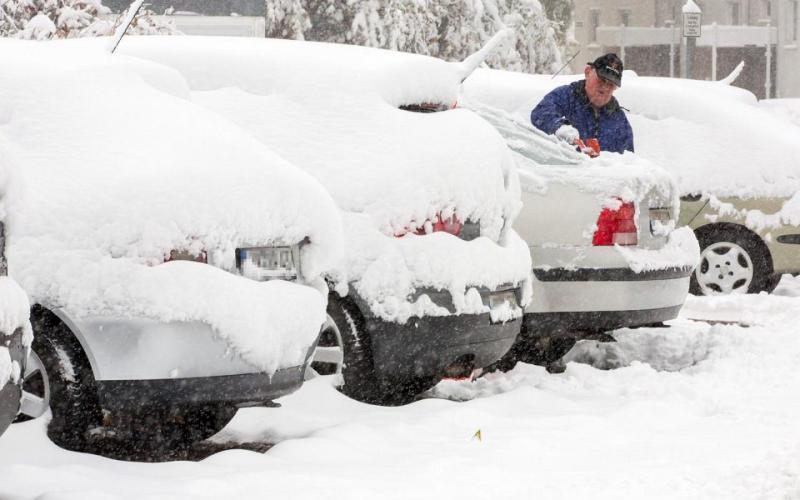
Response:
[[576, 138, 601, 158]]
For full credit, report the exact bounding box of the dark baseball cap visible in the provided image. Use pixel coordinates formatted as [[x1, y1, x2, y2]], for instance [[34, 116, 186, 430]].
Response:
[[588, 53, 623, 87]]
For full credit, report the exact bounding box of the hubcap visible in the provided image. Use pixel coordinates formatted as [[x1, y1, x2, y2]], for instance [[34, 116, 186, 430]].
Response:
[[19, 351, 49, 419], [305, 315, 344, 381], [696, 241, 754, 295]]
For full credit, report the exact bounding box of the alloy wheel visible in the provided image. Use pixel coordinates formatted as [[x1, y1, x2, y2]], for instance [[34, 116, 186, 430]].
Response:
[[696, 241, 754, 295], [18, 350, 50, 420], [305, 315, 344, 380]]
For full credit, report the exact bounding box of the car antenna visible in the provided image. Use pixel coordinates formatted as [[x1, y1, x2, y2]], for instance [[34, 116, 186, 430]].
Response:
[[109, 0, 145, 54], [551, 50, 581, 79]]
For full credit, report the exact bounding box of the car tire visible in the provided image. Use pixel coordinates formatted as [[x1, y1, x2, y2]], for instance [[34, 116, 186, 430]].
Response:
[[485, 330, 577, 373], [19, 307, 104, 452], [329, 294, 436, 406], [102, 403, 237, 460], [690, 225, 774, 296]]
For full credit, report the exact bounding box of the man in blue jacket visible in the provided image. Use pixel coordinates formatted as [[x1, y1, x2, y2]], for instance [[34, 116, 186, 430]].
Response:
[[531, 53, 634, 154]]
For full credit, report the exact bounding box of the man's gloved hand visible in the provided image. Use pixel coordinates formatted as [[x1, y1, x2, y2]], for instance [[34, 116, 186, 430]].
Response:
[[555, 124, 580, 145]]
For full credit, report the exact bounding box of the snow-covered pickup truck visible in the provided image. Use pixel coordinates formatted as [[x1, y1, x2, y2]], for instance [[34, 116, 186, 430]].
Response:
[[1, 40, 343, 454], [115, 35, 532, 405], [462, 69, 699, 368]]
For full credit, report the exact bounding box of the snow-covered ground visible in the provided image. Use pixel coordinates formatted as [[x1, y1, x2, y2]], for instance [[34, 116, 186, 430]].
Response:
[[2, 277, 799, 499]]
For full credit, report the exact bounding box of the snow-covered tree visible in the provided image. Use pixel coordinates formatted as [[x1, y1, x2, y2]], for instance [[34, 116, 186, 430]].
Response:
[[266, 0, 310, 40], [0, 0, 179, 39], [265, 0, 566, 74]]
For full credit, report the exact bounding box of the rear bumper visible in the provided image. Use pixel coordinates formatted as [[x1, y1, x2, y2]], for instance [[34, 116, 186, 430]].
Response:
[[526, 266, 692, 334], [354, 285, 523, 380], [96, 363, 307, 410], [366, 313, 521, 380]]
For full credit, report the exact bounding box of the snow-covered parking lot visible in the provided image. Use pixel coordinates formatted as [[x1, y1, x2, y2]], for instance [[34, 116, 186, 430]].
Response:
[[1, 279, 799, 499]]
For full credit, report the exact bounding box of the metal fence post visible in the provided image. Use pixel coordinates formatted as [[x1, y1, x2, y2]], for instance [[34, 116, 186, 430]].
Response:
[[766, 21, 772, 99], [711, 22, 718, 81]]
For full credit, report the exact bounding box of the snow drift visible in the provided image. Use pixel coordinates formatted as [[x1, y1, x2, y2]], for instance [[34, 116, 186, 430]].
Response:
[[0, 39, 344, 372], [111, 36, 532, 322]]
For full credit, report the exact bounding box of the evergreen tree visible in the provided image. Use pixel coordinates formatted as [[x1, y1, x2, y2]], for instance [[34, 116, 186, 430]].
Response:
[[264, 0, 566, 74], [0, 0, 178, 39]]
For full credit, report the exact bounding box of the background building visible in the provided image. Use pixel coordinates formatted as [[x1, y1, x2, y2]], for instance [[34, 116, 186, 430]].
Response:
[[571, 0, 800, 98]]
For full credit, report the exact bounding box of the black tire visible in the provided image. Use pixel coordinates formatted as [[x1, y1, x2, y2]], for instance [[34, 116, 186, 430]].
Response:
[[485, 330, 577, 374], [690, 225, 774, 296], [102, 403, 237, 461], [26, 307, 103, 452], [24, 308, 236, 459], [329, 294, 436, 406], [764, 273, 783, 294]]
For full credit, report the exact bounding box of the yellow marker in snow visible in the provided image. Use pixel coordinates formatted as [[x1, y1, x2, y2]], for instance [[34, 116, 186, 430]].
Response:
[[473, 429, 482, 441]]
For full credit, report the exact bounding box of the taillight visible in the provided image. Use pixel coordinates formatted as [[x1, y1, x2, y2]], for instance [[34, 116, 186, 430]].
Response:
[[592, 200, 638, 246], [165, 249, 207, 263], [396, 213, 463, 238]]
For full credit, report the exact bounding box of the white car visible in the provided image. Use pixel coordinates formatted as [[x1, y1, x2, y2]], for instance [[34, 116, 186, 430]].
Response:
[[1, 40, 343, 454], [115, 35, 533, 405], [462, 69, 699, 368]]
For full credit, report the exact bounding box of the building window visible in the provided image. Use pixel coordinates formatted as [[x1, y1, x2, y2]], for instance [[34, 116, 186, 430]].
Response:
[[763, 0, 772, 17], [794, 0, 799, 41], [589, 9, 601, 43], [619, 9, 631, 26], [729, 2, 741, 25]]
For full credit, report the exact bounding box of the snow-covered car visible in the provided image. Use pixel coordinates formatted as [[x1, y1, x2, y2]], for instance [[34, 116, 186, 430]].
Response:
[[618, 74, 800, 296], [621, 76, 800, 296], [466, 67, 800, 298], [0, 238, 32, 439], [114, 35, 532, 405], [1, 40, 342, 453], [462, 69, 699, 366]]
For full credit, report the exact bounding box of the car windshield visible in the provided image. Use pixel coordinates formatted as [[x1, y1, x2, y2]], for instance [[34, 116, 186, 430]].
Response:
[[463, 99, 584, 167]]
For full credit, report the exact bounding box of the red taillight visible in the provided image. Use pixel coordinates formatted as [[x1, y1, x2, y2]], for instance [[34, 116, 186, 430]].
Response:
[[396, 213, 462, 238], [592, 201, 638, 246]]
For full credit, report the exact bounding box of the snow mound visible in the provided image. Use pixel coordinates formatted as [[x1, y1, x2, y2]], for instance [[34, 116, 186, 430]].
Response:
[[0, 40, 343, 372], [110, 36, 532, 320], [463, 68, 800, 198], [565, 320, 722, 372]]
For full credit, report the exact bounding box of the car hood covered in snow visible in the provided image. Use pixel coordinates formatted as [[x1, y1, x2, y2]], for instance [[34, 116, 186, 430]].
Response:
[[463, 67, 800, 199], [111, 36, 532, 323], [0, 40, 344, 373]]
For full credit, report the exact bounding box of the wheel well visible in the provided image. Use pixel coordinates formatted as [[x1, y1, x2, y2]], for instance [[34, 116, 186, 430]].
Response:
[[30, 304, 97, 379], [693, 222, 774, 273]]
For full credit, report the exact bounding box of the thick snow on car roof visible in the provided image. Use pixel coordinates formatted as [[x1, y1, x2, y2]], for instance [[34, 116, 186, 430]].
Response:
[[0, 40, 343, 372], [113, 36, 519, 240], [464, 68, 800, 199], [112, 36, 532, 322]]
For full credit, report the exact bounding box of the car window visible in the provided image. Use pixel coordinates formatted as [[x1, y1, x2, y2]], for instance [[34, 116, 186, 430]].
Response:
[[463, 100, 583, 167]]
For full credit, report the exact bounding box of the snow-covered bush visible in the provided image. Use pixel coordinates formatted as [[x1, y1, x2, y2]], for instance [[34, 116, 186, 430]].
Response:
[[266, 0, 565, 74], [0, 0, 179, 40]]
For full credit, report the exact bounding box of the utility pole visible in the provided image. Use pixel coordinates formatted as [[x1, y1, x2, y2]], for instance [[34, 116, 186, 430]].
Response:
[[681, 0, 702, 79]]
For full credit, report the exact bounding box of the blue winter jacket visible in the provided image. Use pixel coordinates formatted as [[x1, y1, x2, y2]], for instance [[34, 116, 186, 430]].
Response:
[[531, 80, 634, 154]]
